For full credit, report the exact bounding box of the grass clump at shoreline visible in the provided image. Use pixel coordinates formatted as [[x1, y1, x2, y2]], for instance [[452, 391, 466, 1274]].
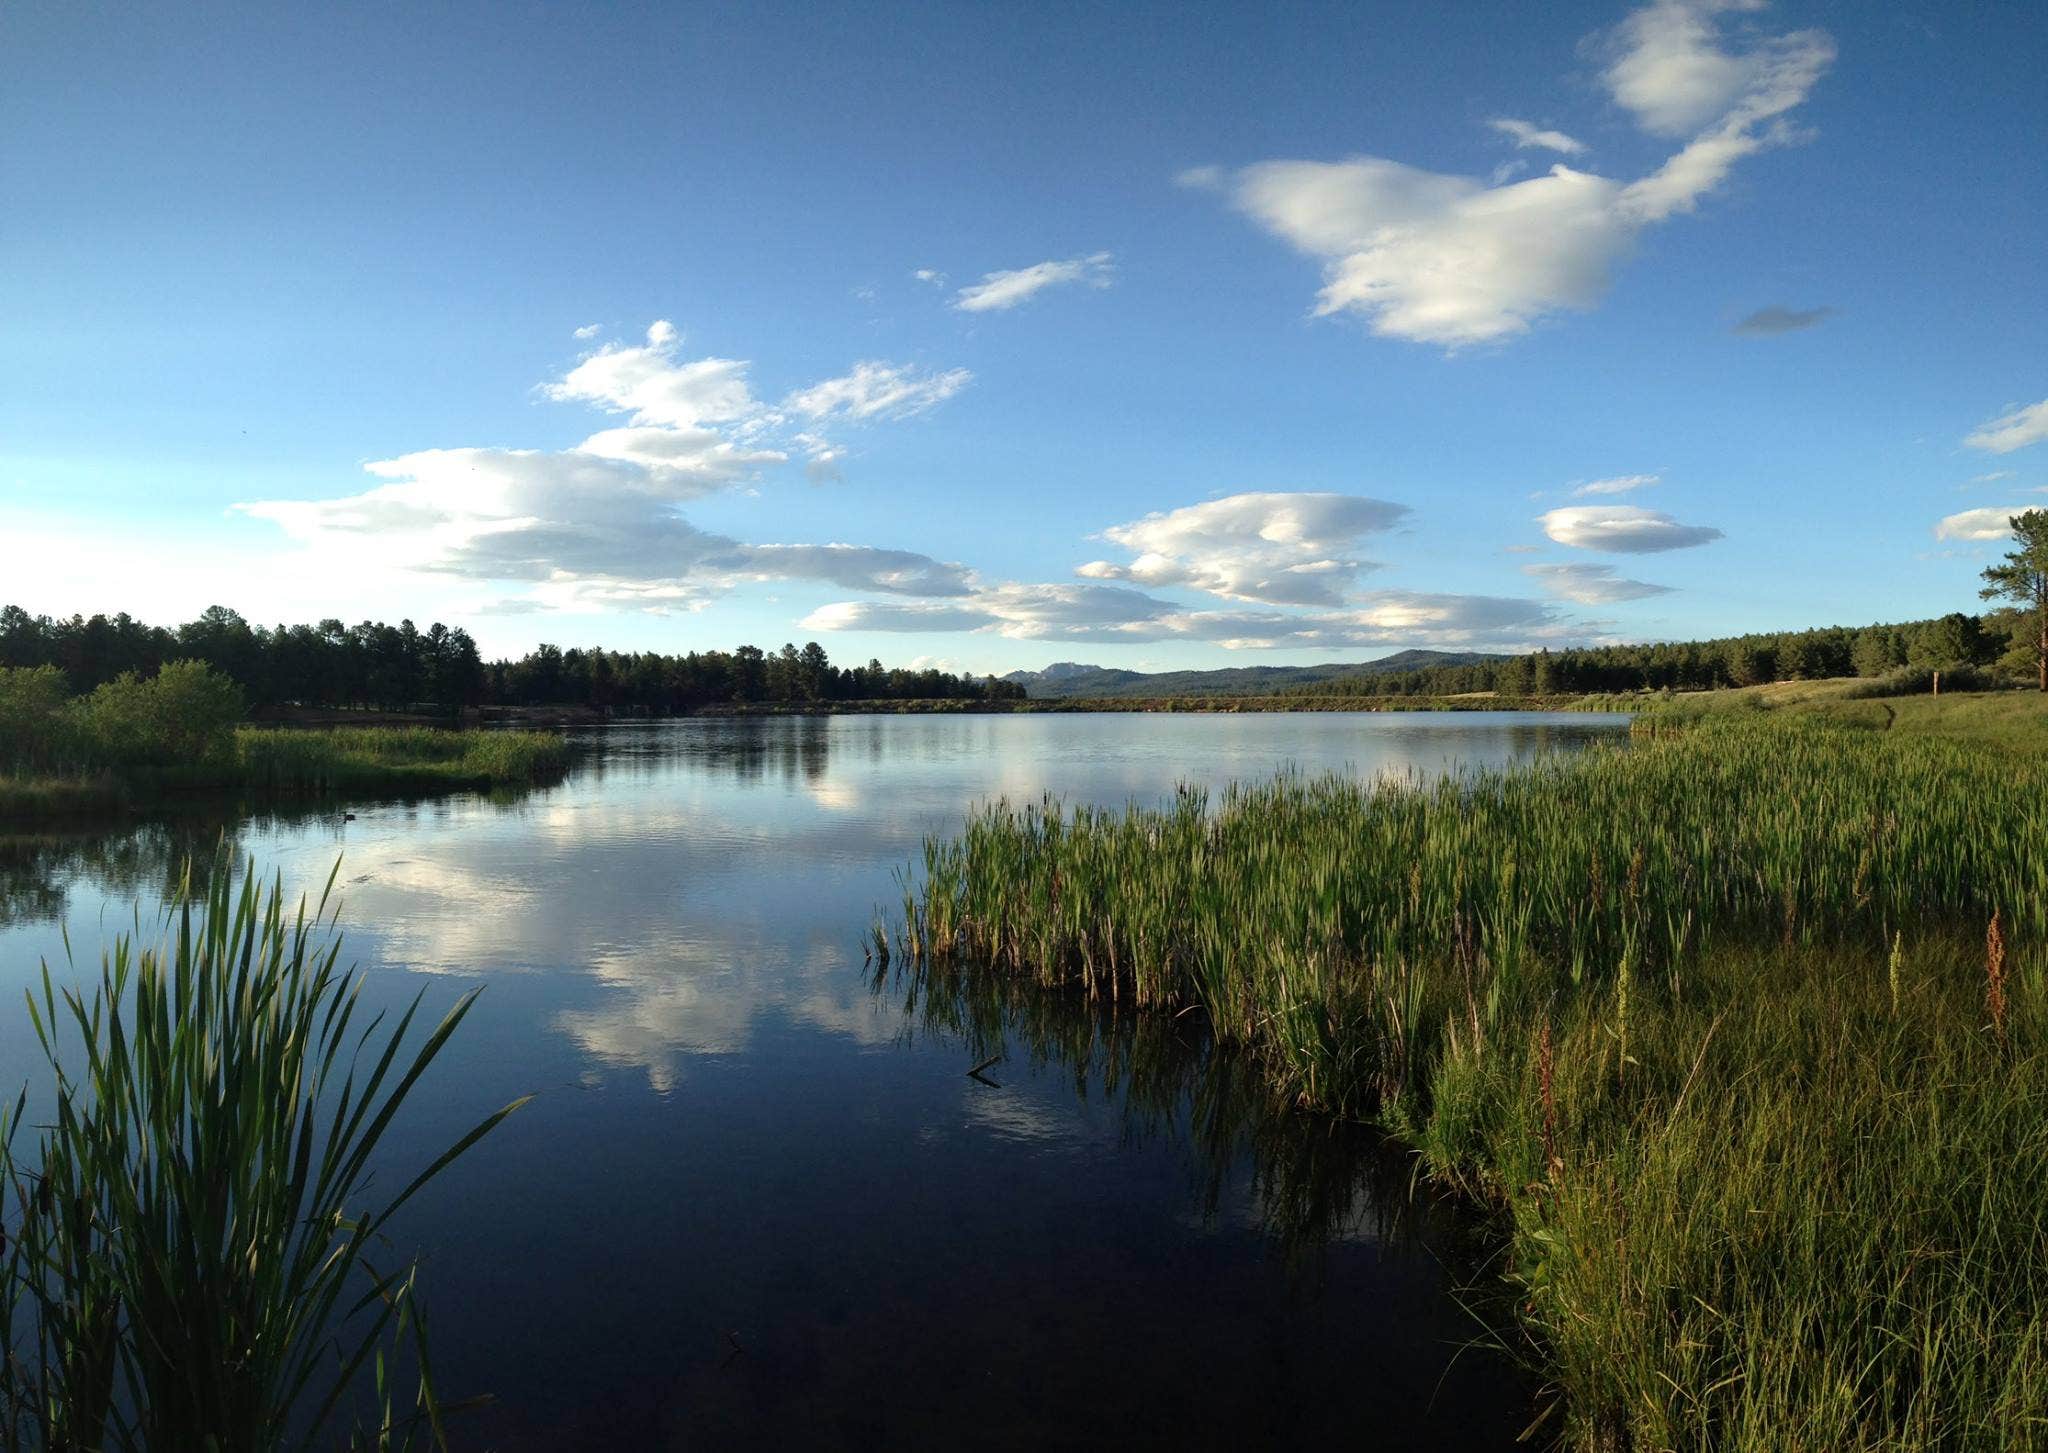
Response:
[[0, 855, 526, 1449], [228, 725, 571, 795], [898, 711, 2048, 1447]]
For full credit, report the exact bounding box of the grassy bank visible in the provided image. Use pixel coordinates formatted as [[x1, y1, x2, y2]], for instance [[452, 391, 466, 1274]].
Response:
[[897, 707, 2048, 1447], [1641, 677, 2048, 749], [1, 726, 570, 821]]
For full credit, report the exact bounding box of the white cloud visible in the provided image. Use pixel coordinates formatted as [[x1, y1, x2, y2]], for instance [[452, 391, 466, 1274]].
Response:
[[1613, 18, 1835, 224], [912, 268, 946, 286], [784, 361, 972, 421], [1489, 118, 1586, 155], [1525, 562, 1673, 603], [1965, 399, 2048, 455], [953, 253, 1115, 313], [1227, 158, 1630, 345], [544, 321, 761, 431], [572, 322, 603, 340], [1201, 2, 1832, 346], [1935, 507, 2030, 543], [1540, 504, 1723, 552], [574, 425, 784, 479], [1971, 471, 2015, 484], [1571, 472, 1659, 497], [1175, 165, 1225, 190], [1603, 0, 1818, 138], [238, 325, 977, 614], [1074, 491, 1408, 606]]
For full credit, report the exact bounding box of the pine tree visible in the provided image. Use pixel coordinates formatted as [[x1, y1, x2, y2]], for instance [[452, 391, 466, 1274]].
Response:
[[1978, 510, 2048, 692]]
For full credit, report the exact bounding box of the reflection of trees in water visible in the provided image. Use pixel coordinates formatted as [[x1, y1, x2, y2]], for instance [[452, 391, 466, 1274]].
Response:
[[0, 819, 231, 927], [1, 779, 562, 930], [572, 717, 833, 787], [0, 806, 335, 928], [873, 955, 1492, 1275]]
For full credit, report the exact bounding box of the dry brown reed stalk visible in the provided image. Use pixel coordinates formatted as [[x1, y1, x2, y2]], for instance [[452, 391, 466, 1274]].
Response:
[[1537, 1014, 1561, 1181], [1988, 909, 2009, 1047]]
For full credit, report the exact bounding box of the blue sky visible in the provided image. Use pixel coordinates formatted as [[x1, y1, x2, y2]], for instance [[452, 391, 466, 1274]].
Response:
[[3, 0, 2044, 673]]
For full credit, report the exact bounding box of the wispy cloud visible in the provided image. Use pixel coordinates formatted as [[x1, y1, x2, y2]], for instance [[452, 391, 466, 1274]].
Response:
[[1488, 117, 1586, 155], [784, 361, 972, 421], [953, 252, 1115, 312], [1524, 562, 1673, 603], [1734, 305, 1835, 336], [1571, 473, 1659, 497], [1965, 399, 2048, 455]]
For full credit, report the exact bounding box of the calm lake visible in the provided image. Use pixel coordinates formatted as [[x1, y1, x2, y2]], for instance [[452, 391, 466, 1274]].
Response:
[[0, 711, 1629, 1449]]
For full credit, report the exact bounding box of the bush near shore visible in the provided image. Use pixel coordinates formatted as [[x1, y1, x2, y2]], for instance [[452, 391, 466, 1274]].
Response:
[[898, 699, 2048, 1448], [0, 662, 567, 818]]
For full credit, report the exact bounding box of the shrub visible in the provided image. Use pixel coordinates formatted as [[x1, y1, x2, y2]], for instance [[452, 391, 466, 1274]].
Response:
[[67, 659, 244, 770], [1840, 663, 2003, 698], [0, 666, 71, 773]]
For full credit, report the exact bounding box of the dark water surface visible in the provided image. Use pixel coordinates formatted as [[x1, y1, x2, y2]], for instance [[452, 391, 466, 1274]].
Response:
[[0, 711, 1629, 1450]]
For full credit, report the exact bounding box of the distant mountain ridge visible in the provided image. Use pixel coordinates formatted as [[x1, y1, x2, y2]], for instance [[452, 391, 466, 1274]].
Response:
[[1000, 650, 1506, 699]]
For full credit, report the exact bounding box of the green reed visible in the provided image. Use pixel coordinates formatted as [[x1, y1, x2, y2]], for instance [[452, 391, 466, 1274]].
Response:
[[0, 854, 527, 1451], [900, 713, 2048, 1447], [229, 727, 570, 795]]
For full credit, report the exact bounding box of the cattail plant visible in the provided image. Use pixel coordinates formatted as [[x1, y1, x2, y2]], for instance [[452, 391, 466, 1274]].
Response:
[[0, 854, 527, 1451]]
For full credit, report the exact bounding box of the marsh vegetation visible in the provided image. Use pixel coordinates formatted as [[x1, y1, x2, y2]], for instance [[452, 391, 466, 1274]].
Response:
[[898, 700, 2048, 1447], [0, 856, 523, 1450]]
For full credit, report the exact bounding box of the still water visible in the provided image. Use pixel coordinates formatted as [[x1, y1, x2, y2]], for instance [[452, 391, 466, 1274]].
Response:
[[0, 711, 1628, 1449]]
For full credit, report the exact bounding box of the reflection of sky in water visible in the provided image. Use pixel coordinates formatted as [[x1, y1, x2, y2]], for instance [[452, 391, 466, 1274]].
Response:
[[0, 712, 1617, 1448]]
